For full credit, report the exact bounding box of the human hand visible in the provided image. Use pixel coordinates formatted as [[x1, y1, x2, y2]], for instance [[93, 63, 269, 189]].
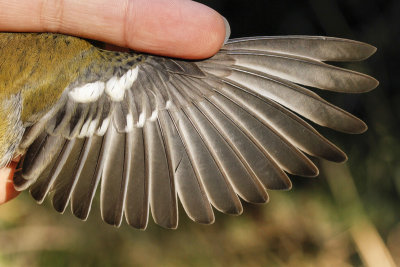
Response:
[[0, 160, 20, 205], [0, 0, 228, 204]]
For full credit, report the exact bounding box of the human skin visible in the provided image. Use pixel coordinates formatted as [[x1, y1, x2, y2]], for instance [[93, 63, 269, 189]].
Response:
[[0, 0, 227, 204]]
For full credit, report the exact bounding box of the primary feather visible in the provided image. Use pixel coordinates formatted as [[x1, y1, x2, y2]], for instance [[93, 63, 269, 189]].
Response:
[[0, 33, 378, 229]]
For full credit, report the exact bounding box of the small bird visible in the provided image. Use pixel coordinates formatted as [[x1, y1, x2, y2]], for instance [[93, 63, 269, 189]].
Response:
[[0, 30, 378, 229]]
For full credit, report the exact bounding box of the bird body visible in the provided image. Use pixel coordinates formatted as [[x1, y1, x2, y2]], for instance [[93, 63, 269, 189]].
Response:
[[0, 32, 378, 229], [0, 33, 144, 122], [0, 33, 144, 166]]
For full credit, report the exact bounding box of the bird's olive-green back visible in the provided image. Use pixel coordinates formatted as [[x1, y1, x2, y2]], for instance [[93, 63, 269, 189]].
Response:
[[0, 33, 102, 123], [0, 33, 146, 124]]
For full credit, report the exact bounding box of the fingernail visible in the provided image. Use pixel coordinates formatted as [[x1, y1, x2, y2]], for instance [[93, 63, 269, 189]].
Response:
[[222, 16, 231, 44]]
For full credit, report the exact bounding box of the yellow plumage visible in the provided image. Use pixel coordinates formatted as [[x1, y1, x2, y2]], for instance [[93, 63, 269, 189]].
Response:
[[0, 33, 98, 122]]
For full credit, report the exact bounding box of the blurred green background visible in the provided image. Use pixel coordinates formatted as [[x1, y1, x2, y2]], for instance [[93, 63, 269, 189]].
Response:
[[1, 0, 399, 266]]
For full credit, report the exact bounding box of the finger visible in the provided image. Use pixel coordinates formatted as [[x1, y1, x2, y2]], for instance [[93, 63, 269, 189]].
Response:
[[0, 0, 227, 59], [0, 161, 20, 205]]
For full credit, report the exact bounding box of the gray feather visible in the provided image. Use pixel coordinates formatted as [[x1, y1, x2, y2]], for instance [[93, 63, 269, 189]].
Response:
[[206, 50, 378, 93], [123, 126, 149, 229], [51, 138, 87, 213], [71, 135, 104, 220], [100, 124, 128, 227], [203, 78, 347, 162], [208, 67, 368, 134], [17, 35, 378, 229], [224, 36, 377, 61], [158, 108, 214, 224]]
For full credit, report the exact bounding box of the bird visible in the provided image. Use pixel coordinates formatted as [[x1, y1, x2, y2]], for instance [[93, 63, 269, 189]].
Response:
[[0, 28, 378, 230]]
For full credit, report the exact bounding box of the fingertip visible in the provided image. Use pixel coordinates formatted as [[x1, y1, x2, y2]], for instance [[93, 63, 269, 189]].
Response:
[[124, 0, 227, 59], [191, 9, 228, 59], [185, 3, 228, 59]]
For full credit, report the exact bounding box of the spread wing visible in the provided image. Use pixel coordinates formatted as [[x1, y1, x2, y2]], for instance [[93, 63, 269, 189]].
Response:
[[14, 36, 378, 229]]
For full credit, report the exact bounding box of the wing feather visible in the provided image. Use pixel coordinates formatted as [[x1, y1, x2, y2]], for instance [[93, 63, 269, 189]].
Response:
[[224, 36, 377, 61], [51, 138, 87, 213], [71, 135, 104, 220], [123, 126, 149, 229], [100, 124, 128, 227], [206, 50, 378, 93], [16, 36, 378, 229], [158, 108, 214, 224]]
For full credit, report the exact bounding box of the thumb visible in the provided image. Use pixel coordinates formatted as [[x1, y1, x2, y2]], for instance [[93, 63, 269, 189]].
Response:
[[0, 0, 228, 59]]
